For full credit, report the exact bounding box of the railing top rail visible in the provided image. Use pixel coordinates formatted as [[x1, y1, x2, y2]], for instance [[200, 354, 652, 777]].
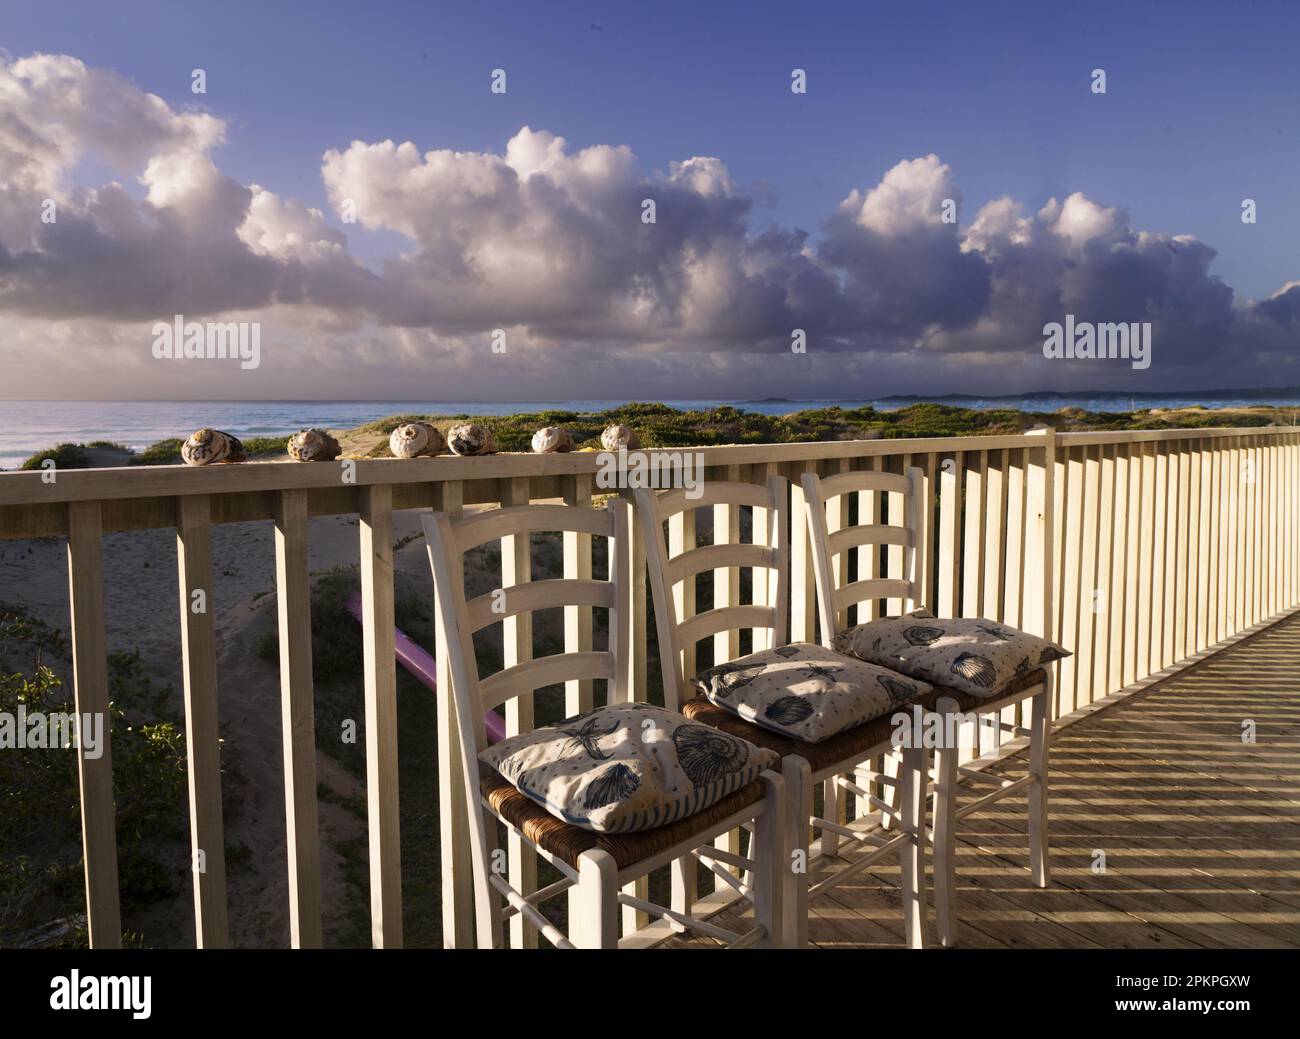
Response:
[[0, 433, 1048, 507], [0, 427, 1293, 537], [1057, 426, 1300, 447]]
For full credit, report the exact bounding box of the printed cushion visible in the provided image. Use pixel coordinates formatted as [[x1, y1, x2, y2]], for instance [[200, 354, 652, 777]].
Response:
[[479, 703, 777, 834], [833, 608, 1070, 699], [692, 643, 933, 744]]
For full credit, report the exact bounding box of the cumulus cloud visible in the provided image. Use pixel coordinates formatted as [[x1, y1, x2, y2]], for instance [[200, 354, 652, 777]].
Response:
[[1, 50, 1297, 397]]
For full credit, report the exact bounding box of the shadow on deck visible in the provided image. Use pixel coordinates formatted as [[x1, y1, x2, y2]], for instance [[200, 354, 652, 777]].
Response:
[[677, 609, 1300, 949]]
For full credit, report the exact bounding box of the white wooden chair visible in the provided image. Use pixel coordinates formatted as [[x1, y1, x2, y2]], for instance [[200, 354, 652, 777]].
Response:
[[423, 498, 786, 949], [635, 477, 928, 949], [801, 467, 1053, 948]]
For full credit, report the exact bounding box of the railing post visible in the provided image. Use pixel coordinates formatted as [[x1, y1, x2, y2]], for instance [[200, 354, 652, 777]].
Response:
[[274, 488, 322, 948], [176, 494, 230, 948], [359, 483, 402, 948], [66, 500, 122, 949]]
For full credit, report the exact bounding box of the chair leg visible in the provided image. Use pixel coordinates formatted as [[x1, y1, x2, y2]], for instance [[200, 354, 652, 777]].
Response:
[[752, 769, 787, 948], [474, 811, 506, 949], [781, 755, 813, 948], [821, 777, 844, 855], [932, 701, 960, 948], [880, 749, 902, 830], [575, 849, 619, 949], [1028, 681, 1052, 888], [900, 744, 927, 949], [669, 853, 696, 933]]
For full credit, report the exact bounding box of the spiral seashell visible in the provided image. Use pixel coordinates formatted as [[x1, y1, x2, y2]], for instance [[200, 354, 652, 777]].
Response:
[[447, 423, 497, 456], [181, 428, 246, 466], [671, 724, 749, 786], [389, 422, 446, 459], [600, 424, 640, 451], [531, 426, 575, 453], [287, 428, 341, 462]]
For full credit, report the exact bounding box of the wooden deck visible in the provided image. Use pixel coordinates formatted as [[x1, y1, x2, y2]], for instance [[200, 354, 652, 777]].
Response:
[[675, 608, 1300, 949]]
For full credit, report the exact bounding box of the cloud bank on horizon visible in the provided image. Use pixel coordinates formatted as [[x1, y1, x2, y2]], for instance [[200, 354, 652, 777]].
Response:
[[2, 52, 1298, 400]]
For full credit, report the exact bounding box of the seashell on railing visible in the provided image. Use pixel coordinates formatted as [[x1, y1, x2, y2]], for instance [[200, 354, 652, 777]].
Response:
[[287, 428, 342, 462], [447, 423, 498, 456], [531, 426, 575, 453], [600, 423, 640, 451], [389, 421, 447, 459], [181, 428, 246, 466]]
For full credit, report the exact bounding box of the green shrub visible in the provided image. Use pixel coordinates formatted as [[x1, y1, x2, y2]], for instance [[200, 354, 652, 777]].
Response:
[[0, 606, 186, 948], [20, 443, 91, 471]]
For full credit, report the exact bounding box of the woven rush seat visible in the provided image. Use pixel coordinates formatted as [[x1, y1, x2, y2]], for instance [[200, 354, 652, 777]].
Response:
[[682, 668, 1047, 772], [481, 767, 766, 870], [926, 667, 1048, 712]]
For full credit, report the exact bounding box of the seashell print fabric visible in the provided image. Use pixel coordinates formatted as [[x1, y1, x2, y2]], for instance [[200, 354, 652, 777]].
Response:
[[693, 643, 932, 744], [833, 608, 1070, 699], [479, 703, 776, 833]]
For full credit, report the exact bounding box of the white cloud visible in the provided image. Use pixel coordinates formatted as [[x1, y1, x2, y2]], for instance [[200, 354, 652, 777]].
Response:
[[1, 51, 1296, 397]]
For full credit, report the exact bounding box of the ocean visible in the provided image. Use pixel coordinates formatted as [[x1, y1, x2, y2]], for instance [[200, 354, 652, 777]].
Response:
[[2, 395, 1299, 471]]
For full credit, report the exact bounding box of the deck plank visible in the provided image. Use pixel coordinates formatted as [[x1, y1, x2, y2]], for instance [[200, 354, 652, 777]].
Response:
[[741, 609, 1300, 949]]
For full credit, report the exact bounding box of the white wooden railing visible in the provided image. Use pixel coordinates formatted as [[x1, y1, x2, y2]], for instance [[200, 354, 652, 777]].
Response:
[[1, 426, 1296, 947]]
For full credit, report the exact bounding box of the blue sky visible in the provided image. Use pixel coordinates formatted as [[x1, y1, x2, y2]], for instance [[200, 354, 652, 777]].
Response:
[[9, 0, 1296, 295], [3, 0, 1299, 398]]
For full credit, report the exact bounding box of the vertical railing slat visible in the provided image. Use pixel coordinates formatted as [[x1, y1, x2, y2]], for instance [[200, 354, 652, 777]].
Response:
[[66, 499, 122, 949], [1058, 448, 1083, 712], [669, 503, 698, 677], [787, 462, 817, 642], [936, 451, 962, 618], [1091, 446, 1115, 704], [1151, 445, 1170, 669], [857, 457, 882, 624], [1195, 442, 1211, 651], [500, 476, 538, 948], [1107, 445, 1128, 697], [1227, 442, 1242, 636], [1173, 443, 1190, 661], [1023, 427, 1056, 713], [359, 483, 402, 948], [433, 479, 472, 948], [1003, 450, 1026, 630], [963, 450, 986, 620], [176, 493, 230, 948], [274, 488, 322, 948], [563, 474, 596, 717], [713, 465, 742, 660]]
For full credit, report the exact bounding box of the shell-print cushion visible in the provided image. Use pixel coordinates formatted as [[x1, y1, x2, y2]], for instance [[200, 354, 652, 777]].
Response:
[[833, 608, 1070, 699], [692, 643, 933, 744], [479, 703, 776, 834]]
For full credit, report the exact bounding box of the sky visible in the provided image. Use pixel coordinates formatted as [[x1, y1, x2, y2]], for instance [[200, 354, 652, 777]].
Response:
[[2, 0, 1299, 400]]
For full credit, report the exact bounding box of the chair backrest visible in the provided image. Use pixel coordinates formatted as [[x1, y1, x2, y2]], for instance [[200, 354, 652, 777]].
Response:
[[801, 466, 926, 647], [634, 477, 789, 708], [423, 499, 633, 769]]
